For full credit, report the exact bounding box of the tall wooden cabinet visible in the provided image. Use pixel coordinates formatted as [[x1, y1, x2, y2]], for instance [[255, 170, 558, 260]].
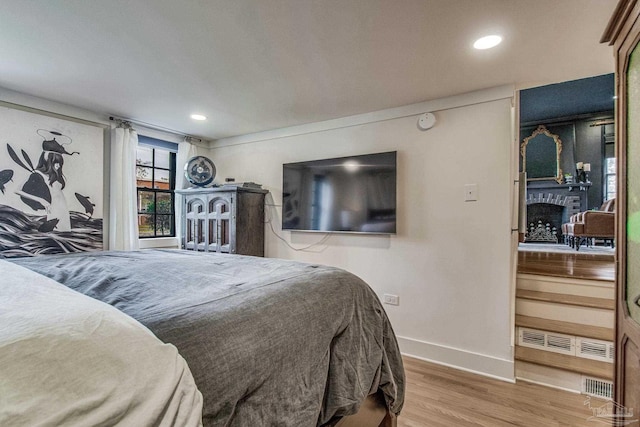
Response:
[[602, 0, 640, 417], [176, 186, 268, 257]]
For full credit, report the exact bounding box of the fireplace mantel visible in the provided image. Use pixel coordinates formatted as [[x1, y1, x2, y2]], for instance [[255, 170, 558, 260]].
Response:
[[527, 181, 591, 211], [525, 181, 591, 242], [528, 181, 591, 191]]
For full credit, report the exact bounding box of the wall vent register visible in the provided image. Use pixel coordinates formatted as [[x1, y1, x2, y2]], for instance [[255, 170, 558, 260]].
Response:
[[519, 328, 574, 356], [518, 328, 613, 363]]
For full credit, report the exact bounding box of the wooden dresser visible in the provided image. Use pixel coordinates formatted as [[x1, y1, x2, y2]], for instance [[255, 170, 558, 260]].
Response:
[[176, 186, 268, 256]]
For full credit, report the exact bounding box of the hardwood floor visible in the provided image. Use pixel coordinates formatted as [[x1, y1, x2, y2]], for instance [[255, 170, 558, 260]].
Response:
[[396, 247, 616, 425], [397, 356, 609, 427], [517, 249, 615, 281]]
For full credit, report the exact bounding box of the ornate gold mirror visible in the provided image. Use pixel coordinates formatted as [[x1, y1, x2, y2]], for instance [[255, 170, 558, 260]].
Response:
[[520, 125, 563, 183]]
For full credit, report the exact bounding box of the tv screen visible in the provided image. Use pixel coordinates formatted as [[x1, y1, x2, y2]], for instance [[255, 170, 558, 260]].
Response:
[[282, 151, 396, 234]]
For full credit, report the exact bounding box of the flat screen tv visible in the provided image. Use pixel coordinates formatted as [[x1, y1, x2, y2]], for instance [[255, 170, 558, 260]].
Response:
[[282, 151, 396, 234]]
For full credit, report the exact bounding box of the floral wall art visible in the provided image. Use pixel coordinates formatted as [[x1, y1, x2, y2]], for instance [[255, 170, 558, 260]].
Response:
[[0, 105, 104, 257]]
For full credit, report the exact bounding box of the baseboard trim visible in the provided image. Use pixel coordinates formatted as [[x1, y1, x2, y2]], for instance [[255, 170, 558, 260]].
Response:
[[397, 336, 515, 383], [515, 376, 581, 395]]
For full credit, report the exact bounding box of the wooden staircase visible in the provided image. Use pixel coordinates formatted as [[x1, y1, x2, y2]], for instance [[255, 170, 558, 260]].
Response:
[[515, 249, 615, 391]]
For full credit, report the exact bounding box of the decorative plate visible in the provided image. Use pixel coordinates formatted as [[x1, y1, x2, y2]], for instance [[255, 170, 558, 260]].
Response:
[[185, 156, 216, 187]]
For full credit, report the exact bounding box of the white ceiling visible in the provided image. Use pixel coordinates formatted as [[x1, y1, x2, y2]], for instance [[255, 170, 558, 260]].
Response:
[[0, 0, 617, 140]]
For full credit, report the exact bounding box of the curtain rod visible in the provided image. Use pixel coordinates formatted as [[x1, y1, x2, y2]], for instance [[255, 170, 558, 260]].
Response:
[[589, 119, 615, 127], [108, 115, 204, 143]]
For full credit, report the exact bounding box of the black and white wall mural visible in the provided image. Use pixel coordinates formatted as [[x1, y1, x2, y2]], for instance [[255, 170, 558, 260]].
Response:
[[0, 105, 104, 257]]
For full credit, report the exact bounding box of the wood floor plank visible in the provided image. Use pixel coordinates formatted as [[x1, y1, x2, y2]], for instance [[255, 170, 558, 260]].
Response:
[[398, 356, 611, 427], [516, 289, 615, 310], [514, 346, 614, 380], [517, 250, 615, 281]]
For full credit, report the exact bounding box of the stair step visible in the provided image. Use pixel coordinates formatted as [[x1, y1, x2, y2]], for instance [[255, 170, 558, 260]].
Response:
[[518, 250, 615, 281], [515, 345, 613, 381], [516, 289, 615, 310], [515, 314, 614, 341]]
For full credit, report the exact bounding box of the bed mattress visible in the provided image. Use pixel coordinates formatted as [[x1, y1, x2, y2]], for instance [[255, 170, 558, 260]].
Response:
[[12, 249, 404, 426]]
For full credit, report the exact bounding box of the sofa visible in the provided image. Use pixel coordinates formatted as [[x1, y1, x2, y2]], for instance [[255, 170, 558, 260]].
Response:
[[563, 198, 615, 251]]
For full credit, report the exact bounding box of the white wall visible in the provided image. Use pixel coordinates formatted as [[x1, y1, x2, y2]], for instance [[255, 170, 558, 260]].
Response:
[[1, 84, 517, 379], [209, 86, 517, 380]]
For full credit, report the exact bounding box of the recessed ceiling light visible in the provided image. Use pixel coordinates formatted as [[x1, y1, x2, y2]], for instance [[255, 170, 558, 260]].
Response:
[[473, 35, 502, 50], [191, 114, 207, 121]]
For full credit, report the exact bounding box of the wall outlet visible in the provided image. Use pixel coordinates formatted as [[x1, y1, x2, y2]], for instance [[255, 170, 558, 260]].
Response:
[[383, 294, 399, 306]]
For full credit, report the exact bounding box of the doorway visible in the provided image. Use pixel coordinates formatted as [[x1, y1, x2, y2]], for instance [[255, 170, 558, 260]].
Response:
[[514, 74, 617, 398]]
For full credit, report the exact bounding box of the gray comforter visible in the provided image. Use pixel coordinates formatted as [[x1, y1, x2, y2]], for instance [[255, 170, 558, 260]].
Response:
[[12, 249, 404, 426]]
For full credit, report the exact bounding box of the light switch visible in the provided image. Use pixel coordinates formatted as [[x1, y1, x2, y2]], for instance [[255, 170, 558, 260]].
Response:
[[464, 184, 478, 201]]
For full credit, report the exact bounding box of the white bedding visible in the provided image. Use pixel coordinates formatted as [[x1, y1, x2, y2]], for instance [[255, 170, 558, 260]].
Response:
[[0, 259, 203, 427]]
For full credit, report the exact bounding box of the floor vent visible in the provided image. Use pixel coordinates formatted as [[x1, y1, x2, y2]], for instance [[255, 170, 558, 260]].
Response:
[[582, 376, 613, 400], [518, 328, 574, 355], [576, 338, 615, 363]]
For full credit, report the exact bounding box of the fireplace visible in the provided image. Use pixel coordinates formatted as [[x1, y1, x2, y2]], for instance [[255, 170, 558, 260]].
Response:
[[527, 203, 564, 242], [524, 182, 589, 243]]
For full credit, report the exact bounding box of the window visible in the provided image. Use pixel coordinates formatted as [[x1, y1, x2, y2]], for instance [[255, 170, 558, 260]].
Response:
[[603, 123, 615, 202], [136, 137, 177, 238], [605, 157, 616, 201]]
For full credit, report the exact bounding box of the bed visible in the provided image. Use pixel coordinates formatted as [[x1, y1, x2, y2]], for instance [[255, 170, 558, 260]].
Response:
[[6, 249, 405, 426], [0, 259, 203, 427]]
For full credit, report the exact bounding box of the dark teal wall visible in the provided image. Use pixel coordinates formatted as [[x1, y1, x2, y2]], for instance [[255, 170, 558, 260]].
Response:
[[519, 74, 615, 209], [520, 114, 611, 208]]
